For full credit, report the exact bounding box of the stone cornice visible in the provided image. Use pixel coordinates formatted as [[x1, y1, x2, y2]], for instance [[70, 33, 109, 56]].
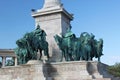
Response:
[[32, 7, 73, 20], [0, 49, 16, 57]]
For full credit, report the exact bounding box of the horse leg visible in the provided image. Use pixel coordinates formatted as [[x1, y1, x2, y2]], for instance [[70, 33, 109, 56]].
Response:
[[32, 51, 37, 60], [60, 52, 64, 62], [68, 48, 74, 61], [39, 50, 42, 60], [44, 49, 49, 61], [76, 49, 81, 61], [80, 50, 84, 60], [90, 57, 93, 61], [65, 49, 69, 61], [83, 50, 88, 61], [23, 56, 25, 64], [98, 54, 100, 62], [19, 56, 22, 64], [90, 52, 93, 61], [88, 53, 91, 61], [98, 57, 100, 62]]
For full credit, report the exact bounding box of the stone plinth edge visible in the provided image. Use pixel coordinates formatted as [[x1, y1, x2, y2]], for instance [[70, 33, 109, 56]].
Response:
[[27, 60, 43, 65]]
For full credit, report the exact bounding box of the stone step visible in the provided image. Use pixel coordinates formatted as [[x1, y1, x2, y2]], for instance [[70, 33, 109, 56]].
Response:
[[51, 72, 90, 76], [47, 78, 111, 80], [0, 75, 12, 80], [52, 75, 92, 80], [48, 78, 111, 80], [93, 78, 111, 80], [92, 73, 103, 78]]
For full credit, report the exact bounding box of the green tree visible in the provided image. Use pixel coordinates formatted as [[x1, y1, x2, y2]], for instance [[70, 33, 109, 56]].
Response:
[[108, 63, 120, 77]]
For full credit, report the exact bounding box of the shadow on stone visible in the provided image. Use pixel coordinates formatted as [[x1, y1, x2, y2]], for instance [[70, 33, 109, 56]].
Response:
[[0, 62, 2, 68], [43, 62, 59, 80], [87, 61, 119, 80]]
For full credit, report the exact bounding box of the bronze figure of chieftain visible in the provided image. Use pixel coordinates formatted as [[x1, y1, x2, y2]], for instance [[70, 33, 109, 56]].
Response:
[[14, 25, 49, 64], [54, 27, 103, 62]]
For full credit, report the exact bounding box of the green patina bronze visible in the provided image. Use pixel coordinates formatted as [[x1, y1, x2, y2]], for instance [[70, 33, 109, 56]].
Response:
[[14, 24, 103, 64], [14, 25, 49, 64], [54, 27, 103, 62]]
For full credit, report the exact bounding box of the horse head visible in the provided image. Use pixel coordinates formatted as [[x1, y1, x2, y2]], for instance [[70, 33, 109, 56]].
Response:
[[54, 34, 62, 45], [16, 39, 23, 48], [99, 38, 103, 45], [16, 38, 27, 48]]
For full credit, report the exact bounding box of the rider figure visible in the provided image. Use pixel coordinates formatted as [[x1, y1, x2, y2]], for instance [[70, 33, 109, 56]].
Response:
[[34, 25, 47, 41], [64, 26, 75, 45]]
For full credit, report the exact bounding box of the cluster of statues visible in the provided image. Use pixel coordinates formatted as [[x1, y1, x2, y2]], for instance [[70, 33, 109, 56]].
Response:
[[15, 24, 103, 64], [54, 27, 103, 62], [14, 25, 49, 64]]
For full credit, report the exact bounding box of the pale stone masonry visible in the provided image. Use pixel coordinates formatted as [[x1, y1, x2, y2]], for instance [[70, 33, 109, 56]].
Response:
[[32, 0, 73, 61], [0, 61, 113, 80]]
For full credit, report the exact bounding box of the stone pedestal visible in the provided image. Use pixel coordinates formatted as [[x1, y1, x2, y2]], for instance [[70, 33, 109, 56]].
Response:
[[0, 61, 112, 80], [44, 61, 111, 80], [0, 60, 46, 80], [32, 0, 73, 62], [44, 61, 92, 80], [27, 60, 43, 64]]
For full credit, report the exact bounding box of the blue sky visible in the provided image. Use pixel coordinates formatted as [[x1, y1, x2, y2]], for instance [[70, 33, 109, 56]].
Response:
[[0, 0, 120, 65]]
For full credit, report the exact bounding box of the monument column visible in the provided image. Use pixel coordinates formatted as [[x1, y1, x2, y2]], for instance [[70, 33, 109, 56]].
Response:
[[13, 57, 17, 66], [32, 0, 73, 61], [2, 56, 6, 67], [15, 57, 17, 66]]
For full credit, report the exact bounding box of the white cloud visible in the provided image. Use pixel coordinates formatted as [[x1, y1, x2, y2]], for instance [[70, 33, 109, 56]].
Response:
[[101, 55, 120, 65]]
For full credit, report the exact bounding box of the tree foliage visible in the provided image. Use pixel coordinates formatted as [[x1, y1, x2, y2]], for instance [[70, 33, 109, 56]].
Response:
[[108, 63, 120, 77]]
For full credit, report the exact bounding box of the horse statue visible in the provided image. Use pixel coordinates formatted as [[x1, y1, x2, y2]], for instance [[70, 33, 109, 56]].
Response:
[[54, 34, 81, 61], [33, 36, 49, 60], [15, 38, 29, 64], [79, 32, 92, 61], [33, 25, 49, 60], [54, 27, 82, 61], [23, 32, 38, 60], [95, 38, 103, 62], [15, 25, 50, 64], [54, 34, 71, 61], [54, 31, 104, 62], [71, 38, 81, 61]]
